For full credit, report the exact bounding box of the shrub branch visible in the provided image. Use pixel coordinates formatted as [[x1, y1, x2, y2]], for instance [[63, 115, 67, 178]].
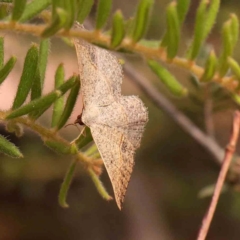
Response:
[[0, 21, 238, 93]]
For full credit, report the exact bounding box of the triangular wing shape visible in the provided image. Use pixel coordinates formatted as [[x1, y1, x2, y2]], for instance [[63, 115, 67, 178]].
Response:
[[90, 124, 135, 209]]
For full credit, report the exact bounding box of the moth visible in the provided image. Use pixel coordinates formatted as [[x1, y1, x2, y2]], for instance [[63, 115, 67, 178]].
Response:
[[73, 23, 148, 209]]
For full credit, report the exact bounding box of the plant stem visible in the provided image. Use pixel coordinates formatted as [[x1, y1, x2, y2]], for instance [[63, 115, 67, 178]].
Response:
[[0, 21, 238, 93], [196, 111, 240, 240], [0, 112, 93, 166]]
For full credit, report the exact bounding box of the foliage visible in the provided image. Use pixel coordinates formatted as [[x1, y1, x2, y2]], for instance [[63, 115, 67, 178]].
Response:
[[0, 0, 240, 208]]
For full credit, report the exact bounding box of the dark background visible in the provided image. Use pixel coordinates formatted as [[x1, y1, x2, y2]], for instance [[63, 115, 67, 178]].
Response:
[[1, 1, 240, 239]]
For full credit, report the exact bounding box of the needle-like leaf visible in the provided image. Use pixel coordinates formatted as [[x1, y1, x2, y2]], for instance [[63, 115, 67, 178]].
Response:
[[77, 0, 94, 23], [20, 0, 51, 22], [201, 50, 217, 82], [12, 44, 38, 110], [132, 0, 153, 43], [96, 0, 112, 29], [12, 0, 27, 21], [58, 159, 77, 208], [0, 134, 23, 158], [148, 60, 187, 97], [0, 56, 17, 85], [55, 76, 80, 130], [51, 64, 65, 128], [111, 10, 125, 48]]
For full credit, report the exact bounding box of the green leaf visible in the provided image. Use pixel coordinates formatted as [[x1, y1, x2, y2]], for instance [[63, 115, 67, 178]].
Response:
[[165, 2, 180, 59], [58, 159, 77, 208], [132, 0, 153, 43], [39, 39, 50, 86], [28, 69, 42, 119], [95, 0, 112, 29], [60, 37, 74, 47], [0, 37, 3, 69], [187, 0, 208, 60], [111, 10, 125, 48], [62, 0, 76, 29], [57, 75, 78, 94], [56, 77, 80, 130], [200, 50, 217, 82], [12, 0, 27, 21], [75, 127, 93, 150], [0, 134, 23, 158], [228, 57, 240, 81], [20, 0, 51, 22], [218, 20, 233, 77], [0, 56, 17, 85], [51, 64, 65, 128], [148, 60, 188, 97], [28, 105, 50, 120], [6, 91, 62, 119], [28, 68, 44, 119], [203, 0, 220, 41], [12, 45, 38, 110], [177, 0, 190, 25], [29, 75, 77, 120], [77, 0, 94, 23], [88, 150, 100, 159], [88, 168, 112, 201], [51, 0, 65, 19], [230, 14, 239, 48], [55, 64, 65, 87], [44, 140, 76, 155], [26, 40, 47, 118], [84, 144, 100, 158], [187, 0, 220, 60], [41, 8, 68, 38], [30, 69, 42, 101]]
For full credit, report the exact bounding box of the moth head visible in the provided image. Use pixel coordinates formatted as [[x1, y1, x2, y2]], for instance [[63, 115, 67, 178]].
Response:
[[74, 113, 85, 126], [64, 113, 84, 131]]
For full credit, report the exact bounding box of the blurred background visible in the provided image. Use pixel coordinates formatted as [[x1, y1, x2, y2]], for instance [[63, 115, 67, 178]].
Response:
[[1, 0, 240, 239]]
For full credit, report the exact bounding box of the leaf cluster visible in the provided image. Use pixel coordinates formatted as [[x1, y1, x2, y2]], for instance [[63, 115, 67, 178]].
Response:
[[0, 0, 240, 208]]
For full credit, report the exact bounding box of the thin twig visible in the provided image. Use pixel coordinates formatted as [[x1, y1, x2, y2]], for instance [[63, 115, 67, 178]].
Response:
[[196, 111, 240, 240], [0, 112, 94, 167], [124, 63, 224, 165], [0, 21, 238, 92]]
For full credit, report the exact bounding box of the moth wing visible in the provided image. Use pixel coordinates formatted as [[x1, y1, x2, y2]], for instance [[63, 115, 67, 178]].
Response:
[[118, 96, 148, 148], [74, 27, 122, 107], [90, 124, 135, 209]]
